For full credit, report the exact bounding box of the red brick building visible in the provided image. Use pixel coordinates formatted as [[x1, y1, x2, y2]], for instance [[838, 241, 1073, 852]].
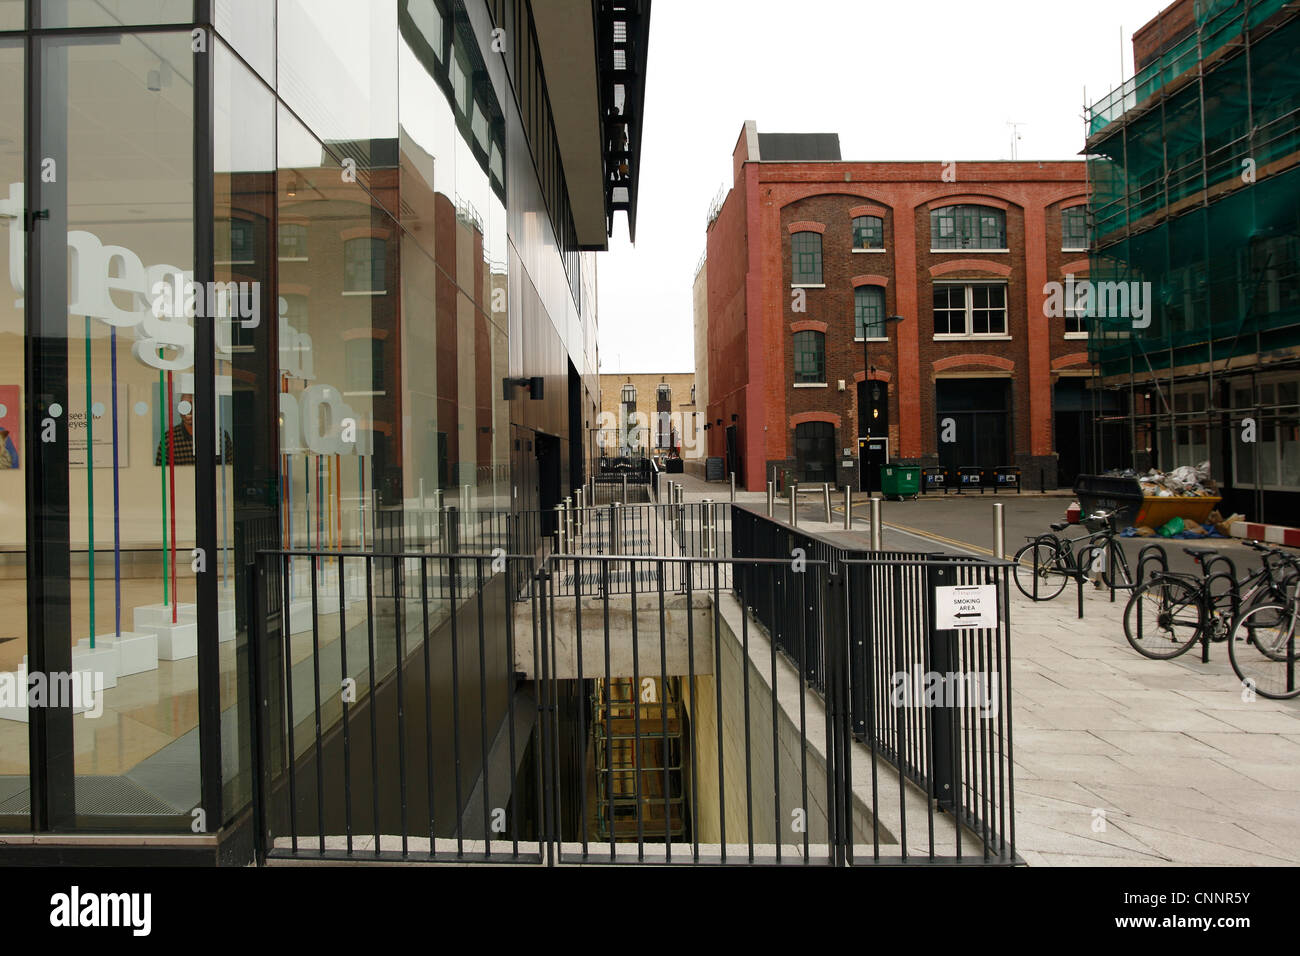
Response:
[[703, 122, 1090, 492]]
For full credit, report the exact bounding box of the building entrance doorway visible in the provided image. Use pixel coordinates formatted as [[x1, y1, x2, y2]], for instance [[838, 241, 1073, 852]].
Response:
[[1054, 379, 1126, 486], [795, 421, 836, 484], [936, 379, 1010, 474], [536, 432, 561, 537], [725, 425, 741, 486]]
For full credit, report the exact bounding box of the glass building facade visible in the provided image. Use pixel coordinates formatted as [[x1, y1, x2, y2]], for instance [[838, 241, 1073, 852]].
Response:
[[0, 0, 634, 860]]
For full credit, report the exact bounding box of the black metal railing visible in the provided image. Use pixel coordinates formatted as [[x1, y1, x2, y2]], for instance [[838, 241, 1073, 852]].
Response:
[[248, 549, 545, 864], [247, 508, 1016, 866], [731, 505, 1016, 861]]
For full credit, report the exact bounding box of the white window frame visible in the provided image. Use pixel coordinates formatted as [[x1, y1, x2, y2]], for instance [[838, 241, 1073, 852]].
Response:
[[1064, 300, 1089, 339], [931, 281, 1011, 340], [1230, 374, 1300, 492], [1061, 205, 1089, 253], [1164, 384, 1210, 472]]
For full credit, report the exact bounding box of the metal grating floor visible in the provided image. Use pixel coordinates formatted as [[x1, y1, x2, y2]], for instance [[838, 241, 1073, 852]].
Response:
[[0, 775, 182, 816], [561, 569, 663, 590]]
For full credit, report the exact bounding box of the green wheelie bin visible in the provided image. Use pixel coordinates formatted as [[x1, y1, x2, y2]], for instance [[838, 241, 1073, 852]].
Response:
[[879, 465, 920, 500]]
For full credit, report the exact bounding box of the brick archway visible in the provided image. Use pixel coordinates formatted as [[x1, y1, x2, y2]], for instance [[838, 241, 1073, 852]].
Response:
[[932, 354, 1014, 373]]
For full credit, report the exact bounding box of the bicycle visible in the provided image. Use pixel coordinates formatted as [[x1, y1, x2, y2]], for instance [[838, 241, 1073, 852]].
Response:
[[1012, 510, 1156, 601], [1123, 539, 1298, 661], [1228, 543, 1300, 699]]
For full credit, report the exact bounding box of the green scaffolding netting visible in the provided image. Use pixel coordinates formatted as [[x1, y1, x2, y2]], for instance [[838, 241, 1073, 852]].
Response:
[[1089, 14, 1300, 245], [1087, 164, 1300, 377], [1087, 0, 1291, 136]]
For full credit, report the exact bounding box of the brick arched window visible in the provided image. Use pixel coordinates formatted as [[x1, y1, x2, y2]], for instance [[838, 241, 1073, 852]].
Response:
[[852, 215, 884, 250], [930, 205, 1006, 250], [791, 232, 823, 284], [793, 330, 825, 384]]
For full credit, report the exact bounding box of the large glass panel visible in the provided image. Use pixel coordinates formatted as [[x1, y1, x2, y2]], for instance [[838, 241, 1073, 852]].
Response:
[[40, 0, 192, 28], [0, 39, 24, 828], [276, 103, 399, 771], [397, 0, 509, 529], [214, 37, 275, 819], [0, 2, 21, 30], [214, 0, 274, 84], [43, 31, 196, 825], [277, 0, 398, 183]]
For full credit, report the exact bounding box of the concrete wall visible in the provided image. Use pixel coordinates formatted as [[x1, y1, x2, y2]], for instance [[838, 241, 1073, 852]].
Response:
[[513, 593, 715, 680], [679, 590, 908, 854], [692, 258, 709, 420]]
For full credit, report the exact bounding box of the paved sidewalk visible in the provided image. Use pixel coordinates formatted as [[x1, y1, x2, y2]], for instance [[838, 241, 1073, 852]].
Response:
[[1010, 586, 1300, 866]]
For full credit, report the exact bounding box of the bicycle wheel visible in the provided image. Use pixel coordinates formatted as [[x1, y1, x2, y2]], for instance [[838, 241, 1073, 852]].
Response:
[[1123, 575, 1204, 659], [1013, 538, 1068, 601], [1229, 603, 1300, 699]]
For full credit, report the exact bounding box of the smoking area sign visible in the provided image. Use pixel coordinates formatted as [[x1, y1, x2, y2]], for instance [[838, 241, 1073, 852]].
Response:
[[934, 584, 998, 630]]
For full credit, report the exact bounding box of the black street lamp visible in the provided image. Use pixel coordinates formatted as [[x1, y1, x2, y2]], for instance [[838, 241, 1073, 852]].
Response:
[[862, 314, 904, 498]]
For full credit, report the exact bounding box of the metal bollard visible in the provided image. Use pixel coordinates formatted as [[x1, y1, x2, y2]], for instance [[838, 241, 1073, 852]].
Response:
[[565, 496, 574, 548], [446, 505, 460, 554], [844, 486, 852, 530], [555, 503, 566, 553], [767, 481, 775, 517], [790, 482, 799, 528], [461, 483, 471, 516], [823, 482, 832, 523], [622, 474, 628, 503], [870, 496, 882, 551], [730, 472, 736, 503], [702, 498, 715, 557], [992, 501, 1005, 560], [610, 501, 622, 555]]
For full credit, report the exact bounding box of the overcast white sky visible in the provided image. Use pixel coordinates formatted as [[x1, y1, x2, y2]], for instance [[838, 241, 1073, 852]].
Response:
[[595, 0, 1171, 374]]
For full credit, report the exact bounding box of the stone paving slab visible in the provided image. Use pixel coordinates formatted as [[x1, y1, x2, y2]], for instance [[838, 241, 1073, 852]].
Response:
[[1008, 582, 1300, 866]]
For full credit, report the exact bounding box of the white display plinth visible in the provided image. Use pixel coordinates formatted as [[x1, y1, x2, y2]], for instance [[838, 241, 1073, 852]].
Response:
[[77, 631, 159, 677], [133, 603, 197, 632], [292, 561, 367, 605], [71, 645, 119, 689], [145, 620, 198, 661]]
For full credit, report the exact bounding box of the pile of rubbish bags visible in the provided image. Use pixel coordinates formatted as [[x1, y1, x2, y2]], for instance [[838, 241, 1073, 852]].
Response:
[[1138, 462, 1219, 497], [1106, 462, 1218, 497], [1120, 516, 1225, 539]]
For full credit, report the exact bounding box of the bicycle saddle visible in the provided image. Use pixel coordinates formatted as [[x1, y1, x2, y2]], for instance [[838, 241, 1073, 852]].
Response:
[[1050, 521, 1069, 532], [1183, 547, 1218, 559]]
